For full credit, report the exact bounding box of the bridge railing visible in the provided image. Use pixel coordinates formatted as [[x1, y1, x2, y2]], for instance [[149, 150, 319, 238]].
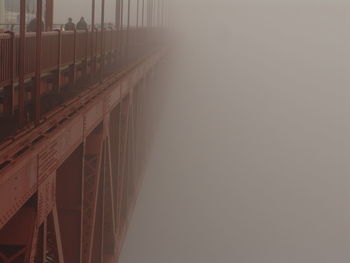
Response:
[[0, 27, 163, 141]]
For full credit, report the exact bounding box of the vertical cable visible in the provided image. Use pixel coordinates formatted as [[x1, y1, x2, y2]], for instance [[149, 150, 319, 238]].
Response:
[[115, 0, 121, 29], [136, 0, 139, 28], [18, 0, 26, 127], [142, 0, 145, 27], [101, 0, 105, 81], [34, 0, 43, 125], [91, 0, 96, 76], [127, 0, 131, 62]]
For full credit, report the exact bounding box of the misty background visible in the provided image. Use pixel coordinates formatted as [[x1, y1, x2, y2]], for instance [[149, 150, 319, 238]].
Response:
[[52, 0, 350, 262], [115, 1, 350, 263]]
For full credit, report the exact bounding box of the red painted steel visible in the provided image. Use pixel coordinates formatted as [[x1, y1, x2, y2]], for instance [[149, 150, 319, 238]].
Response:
[[0, 49, 164, 263], [46, 0, 54, 31], [0, 0, 166, 261], [18, 0, 26, 127], [34, 0, 43, 125]]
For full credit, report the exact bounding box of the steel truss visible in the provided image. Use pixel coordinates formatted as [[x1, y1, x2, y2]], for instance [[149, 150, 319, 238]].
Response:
[[0, 51, 163, 263]]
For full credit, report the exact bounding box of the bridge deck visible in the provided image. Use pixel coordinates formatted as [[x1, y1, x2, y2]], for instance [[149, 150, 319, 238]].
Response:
[[0, 17, 165, 263]]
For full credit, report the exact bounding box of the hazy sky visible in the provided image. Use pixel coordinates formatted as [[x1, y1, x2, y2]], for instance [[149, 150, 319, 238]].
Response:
[[53, 0, 350, 24], [54, 0, 143, 25], [120, 1, 350, 263]]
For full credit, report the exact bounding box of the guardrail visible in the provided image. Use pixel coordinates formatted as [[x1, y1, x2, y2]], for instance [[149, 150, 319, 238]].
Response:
[[0, 27, 163, 141]]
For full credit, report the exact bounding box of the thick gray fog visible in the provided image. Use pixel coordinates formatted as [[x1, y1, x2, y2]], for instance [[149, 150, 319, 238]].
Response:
[[119, 1, 350, 263]]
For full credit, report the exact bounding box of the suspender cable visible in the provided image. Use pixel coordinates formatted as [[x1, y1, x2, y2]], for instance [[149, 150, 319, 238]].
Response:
[[91, 0, 96, 76], [137, 0, 140, 28], [127, 0, 131, 61], [121, 0, 124, 29], [127, 0, 131, 30], [142, 0, 145, 27], [18, 0, 26, 127], [101, 0, 105, 82], [34, 0, 43, 125], [45, 0, 53, 31], [115, 0, 121, 30], [162, 0, 165, 27], [147, 0, 151, 27]]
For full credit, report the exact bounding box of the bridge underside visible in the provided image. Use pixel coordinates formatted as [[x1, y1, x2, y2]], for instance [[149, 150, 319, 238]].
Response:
[[0, 50, 163, 263]]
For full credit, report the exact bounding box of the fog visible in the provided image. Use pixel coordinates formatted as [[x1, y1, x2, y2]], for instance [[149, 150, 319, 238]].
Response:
[[118, 1, 350, 263]]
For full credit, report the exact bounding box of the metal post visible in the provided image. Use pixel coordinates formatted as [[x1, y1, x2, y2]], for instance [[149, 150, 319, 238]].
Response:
[[159, 0, 162, 27], [127, 0, 131, 30], [4, 31, 15, 116], [162, 0, 165, 27], [45, 0, 54, 31], [34, 0, 43, 125], [120, 0, 123, 29], [115, 0, 121, 30], [150, 0, 153, 27], [73, 29, 77, 86], [56, 29, 62, 94], [126, 0, 130, 62], [100, 0, 105, 82], [91, 0, 95, 76], [155, 0, 158, 27], [147, 0, 150, 27], [142, 0, 144, 27], [18, 0, 26, 127], [136, 0, 139, 28]]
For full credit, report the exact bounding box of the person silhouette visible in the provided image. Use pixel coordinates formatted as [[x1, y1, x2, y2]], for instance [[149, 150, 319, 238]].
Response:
[[64, 17, 75, 31], [76, 17, 88, 30]]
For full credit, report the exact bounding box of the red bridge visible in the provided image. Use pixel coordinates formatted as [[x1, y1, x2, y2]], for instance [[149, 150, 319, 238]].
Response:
[[0, 0, 166, 262]]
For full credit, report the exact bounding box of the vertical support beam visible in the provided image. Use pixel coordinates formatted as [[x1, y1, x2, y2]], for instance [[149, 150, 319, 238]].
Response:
[[136, 0, 139, 28], [161, 0, 164, 27], [126, 0, 131, 62], [34, 0, 43, 126], [150, 0, 153, 27], [115, 0, 121, 30], [56, 29, 62, 94], [57, 146, 84, 263], [45, 0, 54, 31], [85, 29, 89, 79], [120, 0, 123, 29], [100, 0, 105, 82], [142, 0, 144, 27], [81, 125, 104, 263], [146, 0, 150, 27], [91, 0, 96, 78], [158, 0, 161, 27], [73, 29, 77, 87], [127, 0, 131, 30], [91, 0, 95, 31], [0, 0, 4, 25], [18, 0, 26, 127], [149, 0, 153, 27], [42, 220, 48, 263], [156, 0, 159, 27], [52, 206, 65, 263], [4, 31, 15, 116]]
